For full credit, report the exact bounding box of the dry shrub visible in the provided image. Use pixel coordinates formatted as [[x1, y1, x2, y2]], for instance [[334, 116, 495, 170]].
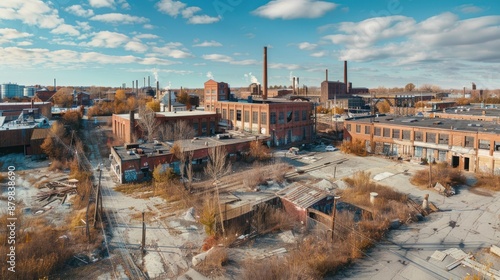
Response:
[[249, 140, 271, 161], [196, 247, 228, 277], [198, 198, 217, 236], [252, 204, 295, 234], [201, 235, 219, 251], [410, 162, 466, 188], [271, 163, 291, 183], [243, 163, 266, 189], [340, 139, 367, 156], [48, 160, 69, 171], [0, 213, 74, 280], [473, 172, 500, 191]]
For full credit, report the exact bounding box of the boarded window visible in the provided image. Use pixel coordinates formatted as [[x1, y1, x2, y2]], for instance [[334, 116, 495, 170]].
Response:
[[465, 136, 474, 147], [383, 128, 390, 137], [261, 112, 267, 125], [415, 131, 423, 141], [479, 139, 490, 150], [365, 126, 371, 134], [402, 130, 411, 140], [244, 111, 249, 122], [426, 132, 436, 143], [438, 134, 448, 144], [252, 111, 258, 124], [374, 127, 381, 136], [392, 129, 400, 139]]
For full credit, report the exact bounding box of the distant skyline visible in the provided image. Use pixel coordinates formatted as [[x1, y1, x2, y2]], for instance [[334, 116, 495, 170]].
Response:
[[0, 0, 499, 90]]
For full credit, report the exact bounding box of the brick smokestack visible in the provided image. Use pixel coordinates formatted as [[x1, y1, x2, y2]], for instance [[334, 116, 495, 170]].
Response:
[[292, 77, 296, 94], [263, 46, 268, 100], [54, 78, 56, 92], [148, 76, 150, 87], [344, 60, 348, 94], [156, 81, 160, 101], [129, 110, 135, 143], [326, 69, 328, 82]]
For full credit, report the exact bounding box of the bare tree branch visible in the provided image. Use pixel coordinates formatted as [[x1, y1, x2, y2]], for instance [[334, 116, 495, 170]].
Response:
[[137, 106, 159, 142]]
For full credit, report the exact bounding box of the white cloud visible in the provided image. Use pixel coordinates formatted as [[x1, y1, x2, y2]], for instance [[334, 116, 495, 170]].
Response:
[[17, 41, 32, 46], [156, 0, 219, 24], [156, 0, 186, 17], [90, 13, 148, 24], [202, 54, 258, 65], [252, 0, 337, 20], [76, 21, 92, 31], [297, 42, 317, 50], [65, 5, 94, 17], [193, 40, 222, 47], [0, 28, 32, 45], [87, 31, 129, 48], [135, 34, 159, 40], [457, 4, 483, 14], [0, 0, 63, 29], [188, 15, 220, 24], [269, 63, 301, 70], [323, 13, 500, 64], [143, 24, 155, 29], [0, 46, 177, 67], [152, 43, 193, 58], [51, 24, 80, 36], [311, 50, 328, 57], [88, 0, 115, 9], [125, 41, 148, 53], [181, 6, 201, 18]]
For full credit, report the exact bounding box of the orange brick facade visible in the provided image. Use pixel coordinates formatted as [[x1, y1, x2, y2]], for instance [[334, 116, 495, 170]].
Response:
[[344, 118, 500, 174]]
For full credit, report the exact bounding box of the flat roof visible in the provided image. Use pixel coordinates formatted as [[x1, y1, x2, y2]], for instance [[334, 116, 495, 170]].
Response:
[[346, 115, 500, 134], [114, 133, 267, 161], [0, 102, 50, 106], [115, 110, 216, 120], [439, 107, 500, 117]]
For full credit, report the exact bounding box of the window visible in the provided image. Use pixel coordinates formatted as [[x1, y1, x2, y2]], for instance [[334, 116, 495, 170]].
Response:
[[356, 124, 361, 133], [252, 111, 258, 124], [465, 136, 474, 147], [270, 112, 276, 124], [294, 111, 299, 122], [346, 124, 351, 131], [261, 112, 267, 125], [414, 131, 423, 141], [392, 129, 400, 139], [229, 109, 234, 120], [374, 127, 381, 136], [278, 112, 285, 124], [287, 111, 293, 122], [365, 126, 371, 134], [495, 141, 500, 151], [438, 134, 448, 144], [383, 128, 390, 137], [244, 110, 249, 122], [426, 132, 436, 143], [403, 130, 411, 140], [479, 139, 490, 150], [236, 110, 241, 121], [302, 110, 307, 121], [222, 109, 227, 119]]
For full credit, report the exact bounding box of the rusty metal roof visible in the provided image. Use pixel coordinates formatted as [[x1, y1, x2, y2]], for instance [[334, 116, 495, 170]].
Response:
[[277, 183, 331, 209]]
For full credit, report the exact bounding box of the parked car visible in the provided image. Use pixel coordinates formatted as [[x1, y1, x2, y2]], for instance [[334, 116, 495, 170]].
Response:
[[325, 145, 338, 152]]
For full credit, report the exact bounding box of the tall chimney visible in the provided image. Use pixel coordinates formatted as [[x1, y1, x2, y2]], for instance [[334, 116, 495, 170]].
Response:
[[292, 77, 296, 94], [129, 110, 135, 143], [263, 46, 268, 100], [344, 61, 348, 94], [136, 79, 138, 95], [148, 76, 150, 87], [54, 78, 56, 92], [297, 77, 299, 94], [156, 81, 160, 101], [168, 89, 171, 112], [326, 69, 328, 82], [143, 77, 146, 88]]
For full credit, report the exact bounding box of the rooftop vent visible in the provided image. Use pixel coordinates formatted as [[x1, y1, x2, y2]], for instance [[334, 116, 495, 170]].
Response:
[[433, 121, 442, 125], [467, 123, 482, 127], [402, 119, 418, 123]]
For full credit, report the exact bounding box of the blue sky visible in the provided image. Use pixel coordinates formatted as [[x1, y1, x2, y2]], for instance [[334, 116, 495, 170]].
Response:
[[0, 0, 499, 90]]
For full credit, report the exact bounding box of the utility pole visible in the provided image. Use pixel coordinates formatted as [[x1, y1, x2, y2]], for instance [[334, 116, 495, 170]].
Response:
[[330, 197, 339, 242], [93, 165, 102, 228], [141, 211, 146, 255]]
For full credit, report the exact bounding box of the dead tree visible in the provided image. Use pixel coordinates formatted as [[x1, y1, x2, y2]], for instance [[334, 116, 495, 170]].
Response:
[[137, 105, 159, 142], [157, 120, 195, 141], [204, 145, 231, 237]]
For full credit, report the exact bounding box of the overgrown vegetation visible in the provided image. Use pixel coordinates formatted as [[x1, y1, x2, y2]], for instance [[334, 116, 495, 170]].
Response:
[[241, 171, 418, 279], [248, 140, 271, 161], [473, 172, 500, 191], [340, 139, 367, 156], [410, 162, 466, 189]]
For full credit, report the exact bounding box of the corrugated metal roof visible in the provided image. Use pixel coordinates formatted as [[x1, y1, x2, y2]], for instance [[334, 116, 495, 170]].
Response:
[[277, 183, 331, 209]]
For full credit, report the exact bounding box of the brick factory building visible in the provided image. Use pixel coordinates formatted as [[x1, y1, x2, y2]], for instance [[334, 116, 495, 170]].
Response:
[[112, 110, 219, 143], [344, 115, 500, 174]]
